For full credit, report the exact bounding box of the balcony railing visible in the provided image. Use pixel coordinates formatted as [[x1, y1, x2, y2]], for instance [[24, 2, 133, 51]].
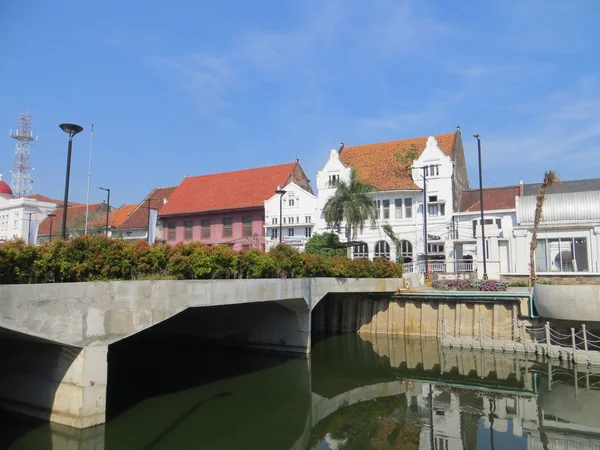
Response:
[[403, 259, 477, 274]]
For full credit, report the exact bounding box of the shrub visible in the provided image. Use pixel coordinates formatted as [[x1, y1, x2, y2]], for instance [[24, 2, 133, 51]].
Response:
[[481, 280, 508, 291], [431, 278, 507, 292], [431, 280, 449, 290], [456, 279, 471, 290], [0, 237, 403, 284]]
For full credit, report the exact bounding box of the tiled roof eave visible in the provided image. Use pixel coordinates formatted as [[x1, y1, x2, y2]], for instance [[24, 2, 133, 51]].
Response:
[[159, 204, 264, 217]]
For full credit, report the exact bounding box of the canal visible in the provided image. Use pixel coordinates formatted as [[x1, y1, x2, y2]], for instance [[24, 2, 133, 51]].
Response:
[[2, 332, 600, 449]]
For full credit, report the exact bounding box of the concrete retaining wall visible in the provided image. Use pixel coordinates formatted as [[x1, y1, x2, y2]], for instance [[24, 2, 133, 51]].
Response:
[[534, 284, 600, 322]]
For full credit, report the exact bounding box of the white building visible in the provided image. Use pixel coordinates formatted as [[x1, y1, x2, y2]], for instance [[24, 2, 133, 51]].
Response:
[[314, 129, 469, 263], [264, 181, 318, 252], [0, 174, 57, 243]]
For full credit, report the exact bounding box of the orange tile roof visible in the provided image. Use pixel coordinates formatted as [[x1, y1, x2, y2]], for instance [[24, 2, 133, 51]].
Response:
[[119, 186, 177, 229], [459, 185, 520, 212], [109, 204, 137, 227], [159, 163, 297, 216], [26, 194, 83, 207], [339, 132, 457, 191], [38, 203, 108, 235]]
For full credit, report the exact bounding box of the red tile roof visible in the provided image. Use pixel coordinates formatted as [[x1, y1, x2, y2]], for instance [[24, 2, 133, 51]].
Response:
[[109, 204, 137, 227], [339, 132, 457, 191], [159, 163, 297, 216], [458, 185, 520, 212], [26, 194, 83, 207], [119, 186, 177, 229], [38, 203, 108, 235]]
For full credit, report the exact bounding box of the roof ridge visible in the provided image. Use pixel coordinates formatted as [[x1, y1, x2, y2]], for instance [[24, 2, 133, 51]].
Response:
[[462, 185, 520, 192], [184, 162, 296, 180], [344, 131, 456, 149]]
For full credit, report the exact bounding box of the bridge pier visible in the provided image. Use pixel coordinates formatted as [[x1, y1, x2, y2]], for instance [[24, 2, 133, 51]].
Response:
[[0, 337, 108, 429]]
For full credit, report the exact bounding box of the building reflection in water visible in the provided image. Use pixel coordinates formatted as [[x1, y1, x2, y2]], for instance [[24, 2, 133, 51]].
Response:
[[3, 333, 600, 450]]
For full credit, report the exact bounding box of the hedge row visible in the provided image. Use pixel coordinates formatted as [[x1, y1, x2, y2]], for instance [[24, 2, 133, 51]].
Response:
[[0, 236, 402, 284]]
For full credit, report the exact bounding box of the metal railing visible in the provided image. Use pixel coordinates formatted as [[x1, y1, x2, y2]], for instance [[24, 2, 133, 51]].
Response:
[[403, 259, 477, 274], [439, 318, 600, 366]]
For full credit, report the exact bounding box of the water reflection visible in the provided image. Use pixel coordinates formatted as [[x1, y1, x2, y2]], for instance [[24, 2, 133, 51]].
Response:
[[3, 333, 600, 450]]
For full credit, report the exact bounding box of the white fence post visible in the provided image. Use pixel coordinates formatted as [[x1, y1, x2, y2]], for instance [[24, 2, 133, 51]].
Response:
[[545, 322, 551, 358], [583, 324, 589, 361], [571, 328, 577, 364]]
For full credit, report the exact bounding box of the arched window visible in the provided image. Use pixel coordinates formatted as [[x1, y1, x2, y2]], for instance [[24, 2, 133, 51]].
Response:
[[353, 242, 369, 259], [397, 240, 413, 263], [374, 240, 390, 260]]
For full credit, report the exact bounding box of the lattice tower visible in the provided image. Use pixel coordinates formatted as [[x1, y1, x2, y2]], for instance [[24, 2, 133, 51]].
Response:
[[9, 114, 36, 198]]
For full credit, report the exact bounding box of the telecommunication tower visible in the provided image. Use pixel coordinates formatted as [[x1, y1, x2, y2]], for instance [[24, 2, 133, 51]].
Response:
[[9, 114, 37, 198]]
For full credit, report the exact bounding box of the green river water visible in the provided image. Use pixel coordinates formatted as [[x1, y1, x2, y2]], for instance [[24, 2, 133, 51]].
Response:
[[2, 333, 600, 450]]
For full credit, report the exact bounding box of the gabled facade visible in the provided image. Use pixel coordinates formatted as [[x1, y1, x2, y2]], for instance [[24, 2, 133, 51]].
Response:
[[115, 187, 177, 242], [315, 129, 469, 262], [264, 181, 318, 252], [158, 161, 311, 250], [37, 203, 112, 243]]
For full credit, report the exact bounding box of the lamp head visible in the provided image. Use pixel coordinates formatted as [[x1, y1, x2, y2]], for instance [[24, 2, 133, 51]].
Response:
[[59, 123, 84, 136], [473, 133, 480, 139]]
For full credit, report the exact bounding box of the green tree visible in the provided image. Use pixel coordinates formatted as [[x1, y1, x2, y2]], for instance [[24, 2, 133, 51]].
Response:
[[323, 169, 378, 251], [529, 170, 560, 286], [304, 233, 347, 257]]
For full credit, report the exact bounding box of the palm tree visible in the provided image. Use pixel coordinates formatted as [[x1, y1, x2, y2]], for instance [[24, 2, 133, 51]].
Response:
[[323, 169, 378, 250], [529, 170, 560, 286]]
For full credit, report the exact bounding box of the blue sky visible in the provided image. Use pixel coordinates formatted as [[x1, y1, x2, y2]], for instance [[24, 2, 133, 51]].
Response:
[[1, 0, 599, 207]]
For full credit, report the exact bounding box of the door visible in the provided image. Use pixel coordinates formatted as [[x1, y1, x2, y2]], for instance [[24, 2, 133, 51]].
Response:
[[499, 241, 509, 273]]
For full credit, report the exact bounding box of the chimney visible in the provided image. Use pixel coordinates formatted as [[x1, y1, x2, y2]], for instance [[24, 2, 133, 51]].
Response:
[[519, 179, 523, 197], [339, 142, 345, 152]]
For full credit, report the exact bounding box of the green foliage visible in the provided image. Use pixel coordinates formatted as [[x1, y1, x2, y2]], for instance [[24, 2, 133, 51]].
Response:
[[0, 236, 402, 284], [395, 143, 419, 170], [304, 232, 347, 257]]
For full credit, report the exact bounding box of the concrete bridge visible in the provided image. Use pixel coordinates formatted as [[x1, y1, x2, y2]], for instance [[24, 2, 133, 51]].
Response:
[[0, 278, 401, 429]]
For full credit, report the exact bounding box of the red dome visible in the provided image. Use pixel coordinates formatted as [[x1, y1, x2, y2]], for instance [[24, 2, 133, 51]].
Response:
[[0, 178, 12, 196]]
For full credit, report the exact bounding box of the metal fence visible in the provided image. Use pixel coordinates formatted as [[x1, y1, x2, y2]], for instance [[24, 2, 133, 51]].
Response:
[[403, 259, 477, 274]]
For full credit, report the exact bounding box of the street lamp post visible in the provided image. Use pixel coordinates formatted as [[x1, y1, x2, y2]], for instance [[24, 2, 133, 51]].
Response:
[[98, 187, 111, 237], [473, 134, 488, 280], [48, 213, 56, 243], [59, 123, 84, 240], [275, 186, 286, 245], [26, 212, 33, 244]]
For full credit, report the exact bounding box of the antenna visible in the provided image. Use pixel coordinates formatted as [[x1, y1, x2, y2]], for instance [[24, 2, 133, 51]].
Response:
[[9, 114, 37, 198]]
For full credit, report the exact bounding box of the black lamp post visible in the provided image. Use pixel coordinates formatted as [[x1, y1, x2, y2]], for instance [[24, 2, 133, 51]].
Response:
[[98, 187, 111, 237], [48, 213, 56, 243], [59, 123, 84, 240], [275, 186, 286, 245], [26, 212, 33, 244], [473, 133, 488, 280]]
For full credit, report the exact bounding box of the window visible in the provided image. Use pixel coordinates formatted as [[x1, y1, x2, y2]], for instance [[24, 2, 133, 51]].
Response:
[[242, 244, 251, 250], [243, 217, 252, 236], [429, 164, 439, 176], [395, 199, 403, 219], [288, 228, 294, 237], [272, 218, 278, 225], [428, 243, 445, 254], [202, 220, 211, 238], [283, 217, 286, 224], [271, 228, 278, 239], [374, 201, 380, 219], [305, 227, 312, 238], [223, 218, 233, 237], [424, 166, 429, 177], [296, 216, 300, 224], [167, 222, 176, 240], [374, 241, 390, 259], [404, 198, 413, 218], [535, 237, 589, 272], [353, 242, 368, 259], [328, 174, 340, 187], [382, 199, 390, 219], [305, 216, 311, 223], [289, 198, 295, 207], [397, 240, 413, 263], [184, 220, 193, 239]]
